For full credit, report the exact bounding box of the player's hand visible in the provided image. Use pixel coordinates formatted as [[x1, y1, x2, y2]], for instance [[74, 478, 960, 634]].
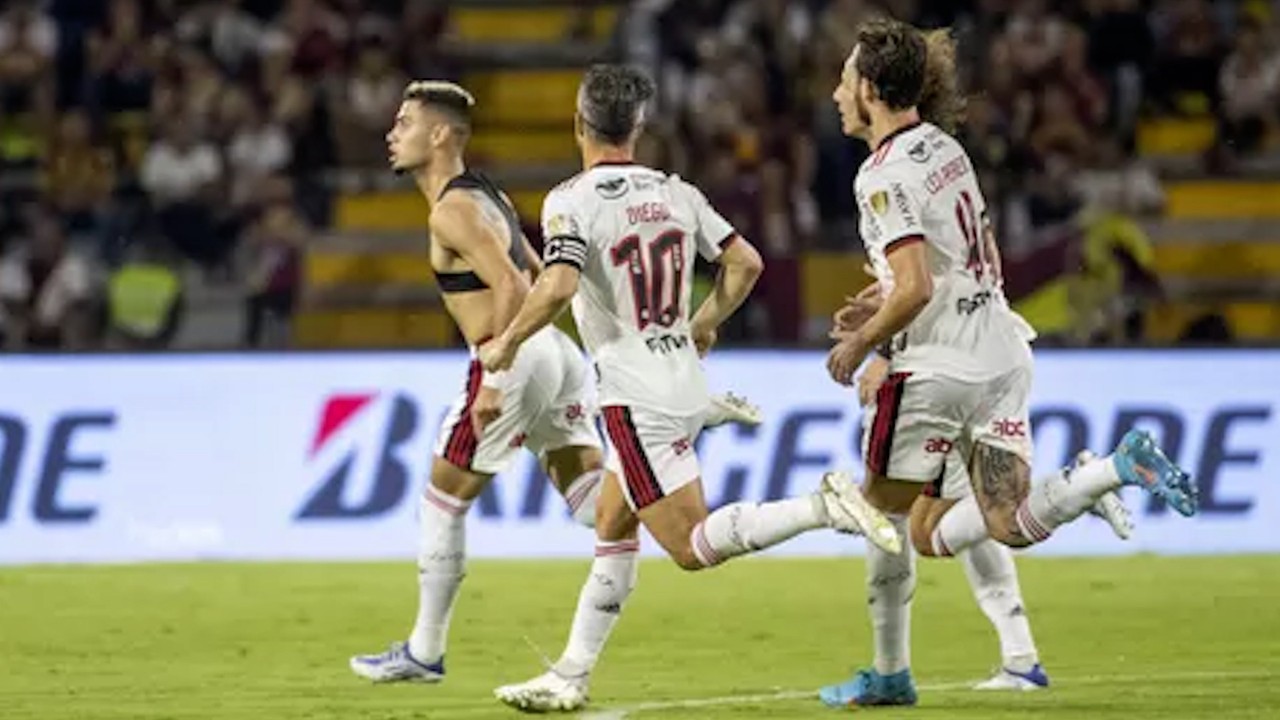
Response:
[[827, 332, 870, 387], [832, 282, 882, 333], [479, 335, 517, 372], [691, 321, 717, 357], [857, 354, 890, 407], [471, 386, 503, 437]]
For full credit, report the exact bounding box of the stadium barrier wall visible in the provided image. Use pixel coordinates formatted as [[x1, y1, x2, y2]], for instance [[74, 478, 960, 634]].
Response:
[[0, 350, 1275, 564]]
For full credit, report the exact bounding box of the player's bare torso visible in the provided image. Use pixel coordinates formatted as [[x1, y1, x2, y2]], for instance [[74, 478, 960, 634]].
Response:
[[429, 189, 531, 345]]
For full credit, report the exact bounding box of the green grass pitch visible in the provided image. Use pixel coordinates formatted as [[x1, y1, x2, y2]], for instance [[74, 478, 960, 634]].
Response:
[[3, 556, 1278, 719]]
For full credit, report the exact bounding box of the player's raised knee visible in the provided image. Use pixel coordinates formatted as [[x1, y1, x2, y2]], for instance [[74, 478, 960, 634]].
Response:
[[670, 544, 709, 571], [909, 520, 940, 557], [984, 508, 1032, 549]]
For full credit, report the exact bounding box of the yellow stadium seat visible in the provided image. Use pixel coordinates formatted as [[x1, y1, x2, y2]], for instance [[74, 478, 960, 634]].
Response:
[[465, 70, 582, 126], [294, 307, 455, 348], [450, 6, 619, 43], [1147, 301, 1280, 342], [469, 129, 578, 165], [1152, 240, 1280, 279], [800, 252, 872, 322], [1164, 182, 1280, 219], [334, 192, 426, 231], [1136, 117, 1216, 156], [304, 251, 433, 288]]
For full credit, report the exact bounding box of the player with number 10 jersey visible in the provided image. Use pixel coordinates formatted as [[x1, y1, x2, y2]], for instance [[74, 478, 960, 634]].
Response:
[[542, 166, 732, 426]]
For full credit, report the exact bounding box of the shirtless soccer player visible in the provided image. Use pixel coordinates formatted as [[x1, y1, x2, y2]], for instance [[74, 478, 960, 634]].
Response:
[[348, 81, 757, 685], [828, 30, 1135, 695], [479, 65, 900, 712], [819, 20, 1199, 707]]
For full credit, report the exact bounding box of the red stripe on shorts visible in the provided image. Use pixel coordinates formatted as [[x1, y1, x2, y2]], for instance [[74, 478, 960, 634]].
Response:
[[443, 359, 483, 469], [867, 372, 910, 477], [603, 406, 664, 509]]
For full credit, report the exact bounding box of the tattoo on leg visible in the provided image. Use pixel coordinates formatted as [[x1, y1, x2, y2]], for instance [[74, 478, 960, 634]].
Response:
[[973, 444, 1031, 540]]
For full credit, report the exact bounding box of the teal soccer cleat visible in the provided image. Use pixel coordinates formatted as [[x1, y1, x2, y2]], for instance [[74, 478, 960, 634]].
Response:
[[1112, 428, 1198, 517], [819, 668, 918, 708]]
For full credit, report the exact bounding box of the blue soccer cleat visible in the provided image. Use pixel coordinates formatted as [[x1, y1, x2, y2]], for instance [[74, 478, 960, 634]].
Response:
[[1112, 429, 1198, 517], [349, 641, 445, 683], [819, 668, 918, 708]]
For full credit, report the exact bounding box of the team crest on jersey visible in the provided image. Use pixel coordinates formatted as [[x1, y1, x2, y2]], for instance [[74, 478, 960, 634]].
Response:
[[908, 140, 932, 163], [595, 176, 629, 199], [869, 190, 889, 215]]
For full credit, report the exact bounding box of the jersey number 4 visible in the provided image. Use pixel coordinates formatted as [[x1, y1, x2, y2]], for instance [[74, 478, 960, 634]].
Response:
[[611, 230, 685, 330]]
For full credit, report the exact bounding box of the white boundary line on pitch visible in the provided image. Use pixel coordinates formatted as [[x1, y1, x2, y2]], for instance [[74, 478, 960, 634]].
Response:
[[448, 668, 1276, 718]]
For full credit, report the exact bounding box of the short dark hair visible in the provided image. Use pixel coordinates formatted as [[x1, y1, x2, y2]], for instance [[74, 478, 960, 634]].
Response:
[[855, 18, 927, 110], [578, 64, 656, 145], [403, 81, 475, 128]]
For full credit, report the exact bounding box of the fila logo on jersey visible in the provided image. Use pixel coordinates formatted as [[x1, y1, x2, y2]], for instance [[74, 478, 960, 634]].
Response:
[[595, 177, 629, 199], [565, 403, 586, 422], [671, 437, 693, 456], [992, 419, 1027, 438]]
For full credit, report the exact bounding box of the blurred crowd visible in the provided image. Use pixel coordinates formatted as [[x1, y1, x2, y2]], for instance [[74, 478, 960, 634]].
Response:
[[0, 0, 452, 350], [625, 0, 1280, 343], [1, 0, 1277, 351]]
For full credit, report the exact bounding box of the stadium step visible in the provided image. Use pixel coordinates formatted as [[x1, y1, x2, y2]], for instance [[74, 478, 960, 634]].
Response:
[[293, 306, 455, 348], [449, 2, 619, 44], [1163, 181, 1280, 220], [463, 68, 585, 127]]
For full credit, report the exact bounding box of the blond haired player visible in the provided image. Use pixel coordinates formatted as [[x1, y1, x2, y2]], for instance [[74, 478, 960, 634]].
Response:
[[348, 81, 757, 685], [819, 19, 1197, 707], [480, 64, 899, 712]]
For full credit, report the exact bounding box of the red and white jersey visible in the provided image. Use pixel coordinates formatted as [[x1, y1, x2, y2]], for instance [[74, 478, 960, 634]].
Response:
[[541, 162, 736, 415], [856, 121, 1032, 380]]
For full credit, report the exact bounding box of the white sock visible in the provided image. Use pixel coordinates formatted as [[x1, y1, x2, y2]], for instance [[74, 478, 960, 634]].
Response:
[[555, 539, 639, 677], [1017, 456, 1121, 542], [563, 469, 603, 528], [408, 485, 470, 662], [932, 496, 988, 556], [690, 495, 827, 567], [868, 513, 914, 675], [961, 539, 1038, 672]]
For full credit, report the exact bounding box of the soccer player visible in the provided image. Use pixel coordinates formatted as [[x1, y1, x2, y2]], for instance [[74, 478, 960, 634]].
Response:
[[818, 19, 1198, 707], [831, 30, 1134, 693], [347, 81, 757, 685], [479, 64, 899, 711]]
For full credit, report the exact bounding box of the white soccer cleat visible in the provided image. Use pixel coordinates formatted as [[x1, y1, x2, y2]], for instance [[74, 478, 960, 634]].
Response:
[[349, 642, 445, 683], [703, 392, 763, 428], [973, 664, 1050, 691], [818, 471, 902, 554], [1076, 450, 1135, 540], [494, 669, 590, 713]]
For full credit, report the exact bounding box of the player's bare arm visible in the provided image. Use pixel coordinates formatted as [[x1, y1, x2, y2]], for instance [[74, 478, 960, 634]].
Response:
[[689, 236, 764, 355], [430, 196, 532, 434], [480, 263, 579, 372], [520, 234, 545, 279], [827, 241, 931, 385]]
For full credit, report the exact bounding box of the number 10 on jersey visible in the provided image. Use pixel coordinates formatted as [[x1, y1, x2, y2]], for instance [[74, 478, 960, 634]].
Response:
[[611, 230, 686, 330]]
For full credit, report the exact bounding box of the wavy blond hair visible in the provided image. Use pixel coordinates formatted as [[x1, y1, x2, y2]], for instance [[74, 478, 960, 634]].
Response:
[[918, 29, 966, 133]]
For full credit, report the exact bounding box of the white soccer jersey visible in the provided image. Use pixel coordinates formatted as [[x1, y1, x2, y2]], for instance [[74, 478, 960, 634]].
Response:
[[855, 121, 1031, 380], [541, 162, 736, 415]]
